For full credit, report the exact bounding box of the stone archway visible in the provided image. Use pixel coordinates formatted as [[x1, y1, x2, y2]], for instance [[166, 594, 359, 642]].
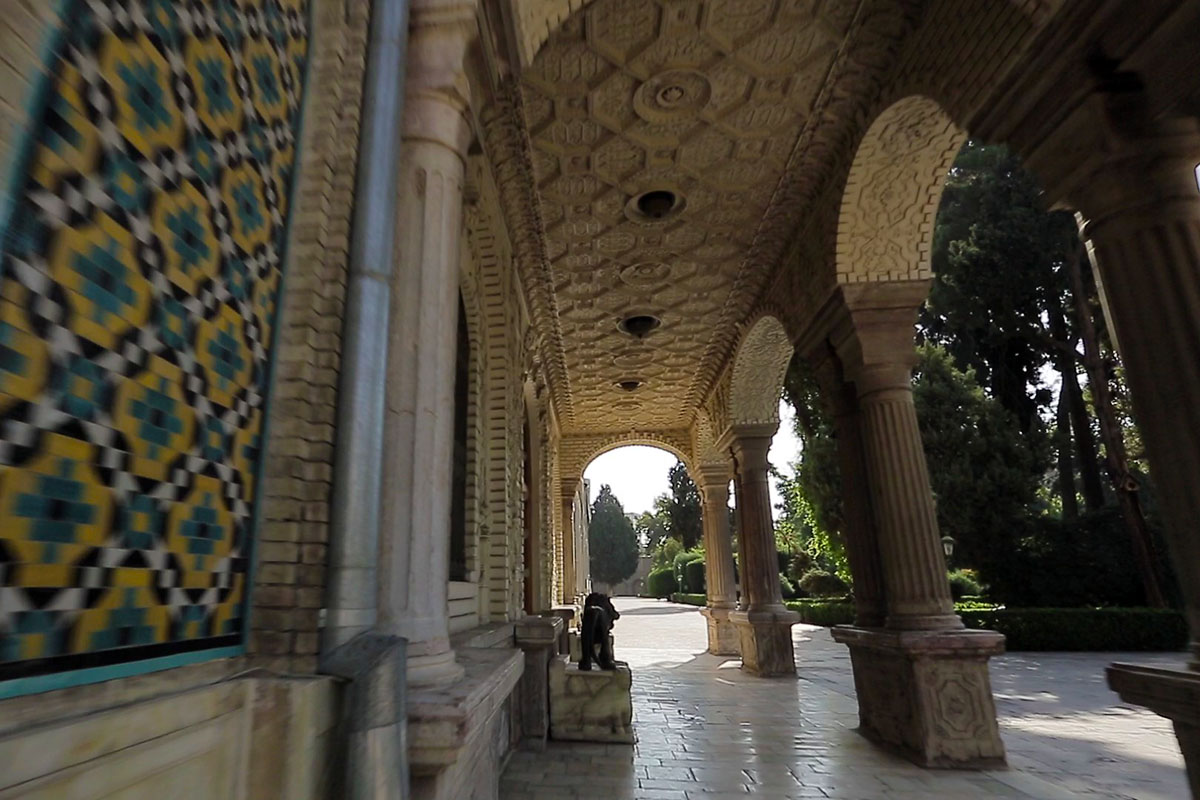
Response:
[[836, 94, 966, 287]]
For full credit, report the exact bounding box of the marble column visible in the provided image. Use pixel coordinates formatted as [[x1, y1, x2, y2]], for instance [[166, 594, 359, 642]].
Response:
[[1071, 116, 1200, 787], [849, 357, 960, 632], [824, 287, 1004, 767], [697, 463, 738, 656], [808, 350, 887, 628], [726, 426, 799, 676], [377, 1, 474, 689]]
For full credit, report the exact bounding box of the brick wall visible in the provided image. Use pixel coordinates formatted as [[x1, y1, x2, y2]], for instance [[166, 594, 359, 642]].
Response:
[[249, 0, 370, 673]]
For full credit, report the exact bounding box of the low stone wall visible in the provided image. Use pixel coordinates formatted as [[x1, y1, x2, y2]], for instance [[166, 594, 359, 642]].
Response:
[[0, 672, 338, 800]]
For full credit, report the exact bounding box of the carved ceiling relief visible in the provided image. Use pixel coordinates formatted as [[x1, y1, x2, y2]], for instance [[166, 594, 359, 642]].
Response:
[[521, 0, 852, 435]]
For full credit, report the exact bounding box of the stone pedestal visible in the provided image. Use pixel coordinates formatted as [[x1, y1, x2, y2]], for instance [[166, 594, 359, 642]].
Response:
[[514, 615, 562, 752], [548, 656, 634, 744], [832, 626, 1006, 768], [1108, 663, 1200, 797], [701, 606, 739, 656], [730, 609, 800, 677]]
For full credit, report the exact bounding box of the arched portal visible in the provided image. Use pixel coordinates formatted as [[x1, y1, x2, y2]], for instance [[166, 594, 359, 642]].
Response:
[[582, 442, 697, 600]]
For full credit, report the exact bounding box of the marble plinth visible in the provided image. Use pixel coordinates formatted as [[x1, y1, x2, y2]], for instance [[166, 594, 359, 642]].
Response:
[[832, 626, 1006, 768], [548, 655, 633, 744]]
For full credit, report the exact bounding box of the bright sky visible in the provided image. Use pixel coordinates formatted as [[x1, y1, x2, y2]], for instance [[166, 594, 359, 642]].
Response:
[[583, 400, 801, 516]]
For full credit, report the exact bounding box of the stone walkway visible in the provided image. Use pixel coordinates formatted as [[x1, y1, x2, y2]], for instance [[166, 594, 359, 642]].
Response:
[[501, 598, 1188, 799]]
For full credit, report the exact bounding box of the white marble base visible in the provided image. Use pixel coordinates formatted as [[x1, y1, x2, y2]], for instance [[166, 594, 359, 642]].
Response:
[[548, 656, 634, 744]]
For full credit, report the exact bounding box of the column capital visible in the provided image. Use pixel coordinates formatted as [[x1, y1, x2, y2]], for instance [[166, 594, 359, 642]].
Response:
[[694, 462, 732, 498], [727, 427, 774, 473], [1021, 92, 1200, 226], [404, 0, 478, 154]]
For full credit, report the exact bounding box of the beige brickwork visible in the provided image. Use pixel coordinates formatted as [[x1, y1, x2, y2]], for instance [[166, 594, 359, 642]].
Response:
[[249, 0, 370, 673], [0, 1, 58, 224]]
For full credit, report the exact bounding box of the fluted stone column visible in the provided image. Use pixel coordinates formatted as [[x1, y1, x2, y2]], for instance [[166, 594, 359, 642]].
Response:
[[822, 287, 1003, 768], [727, 426, 799, 676], [808, 351, 887, 628], [378, 1, 474, 689], [1071, 116, 1200, 792], [851, 359, 960, 631], [697, 464, 738, 655]]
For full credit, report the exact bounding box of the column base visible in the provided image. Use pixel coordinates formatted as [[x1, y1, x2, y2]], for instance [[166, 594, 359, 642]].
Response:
[[701, 606, 740, 656], [407, 647, 464, 689], [831, 626, 1006, 768], [729, 608, 799, 676], [1108, 662, 1200, 797]]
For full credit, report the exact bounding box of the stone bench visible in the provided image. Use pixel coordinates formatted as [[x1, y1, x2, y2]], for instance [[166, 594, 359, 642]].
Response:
[[548, 655, 634, 744]]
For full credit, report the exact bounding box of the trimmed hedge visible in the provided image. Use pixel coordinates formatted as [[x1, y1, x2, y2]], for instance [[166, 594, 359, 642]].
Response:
[[684, 559, 706, 595], [782, 600, 1187, 651], [958, 607, 1188, 651], [673, 551, 704, 592], [786, 599, 856, 626], [798, 569, 849, 597], [646, 567, 677, 598], [674, 593, 706, 606]]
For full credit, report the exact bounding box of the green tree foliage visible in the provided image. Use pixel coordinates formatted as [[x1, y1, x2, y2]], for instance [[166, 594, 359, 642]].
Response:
[[924, 142, 1077, 433], [664, 461, 703, 550], [782, 345, 1047, 598], [635, 509, 670, 555], [912, 344, 1049, 581], [588, 484, 639, 585]]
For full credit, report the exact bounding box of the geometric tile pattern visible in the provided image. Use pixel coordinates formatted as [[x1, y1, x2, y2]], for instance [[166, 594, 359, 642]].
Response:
[[0, 0, 309, 680]]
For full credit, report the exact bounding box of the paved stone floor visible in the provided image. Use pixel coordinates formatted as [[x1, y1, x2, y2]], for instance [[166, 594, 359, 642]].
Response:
[[501, 598, 1189, 799]]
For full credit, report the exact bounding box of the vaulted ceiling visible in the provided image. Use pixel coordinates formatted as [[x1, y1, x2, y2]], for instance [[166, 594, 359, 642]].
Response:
[[520, 0, 856, 434]]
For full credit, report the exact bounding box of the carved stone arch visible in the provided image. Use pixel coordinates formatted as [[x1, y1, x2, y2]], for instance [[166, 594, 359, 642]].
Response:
[[728, 314, 794, 431], [510, 0, 604, 69], [691, 408, 726, 468], [560, 430, 694, 489], [836, 94, 966, 287]]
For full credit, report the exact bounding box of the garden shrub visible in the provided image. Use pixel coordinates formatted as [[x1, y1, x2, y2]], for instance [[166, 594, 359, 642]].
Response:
[[673, 593, 706, 606], [684, 559, 706, 595], [646, 567, 677, 598], [787, 551, 815, 582], [798, 569, 848, 597], [778, 574, 797, 600], [948, 569, 983, 600], [958, 607, 1187, 651], [673, 550, 704, 593], [786, 599, 855, 626]]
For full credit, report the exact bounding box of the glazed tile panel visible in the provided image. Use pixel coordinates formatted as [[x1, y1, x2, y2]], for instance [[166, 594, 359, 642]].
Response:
[[0, 0, 309, 680]]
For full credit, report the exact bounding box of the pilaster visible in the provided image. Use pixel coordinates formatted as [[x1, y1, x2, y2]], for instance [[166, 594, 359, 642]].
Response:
[[559, 480, 579, 606]]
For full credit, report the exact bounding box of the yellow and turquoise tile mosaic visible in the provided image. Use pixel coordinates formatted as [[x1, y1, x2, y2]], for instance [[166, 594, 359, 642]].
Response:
[[0, 0, 310, 680]]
